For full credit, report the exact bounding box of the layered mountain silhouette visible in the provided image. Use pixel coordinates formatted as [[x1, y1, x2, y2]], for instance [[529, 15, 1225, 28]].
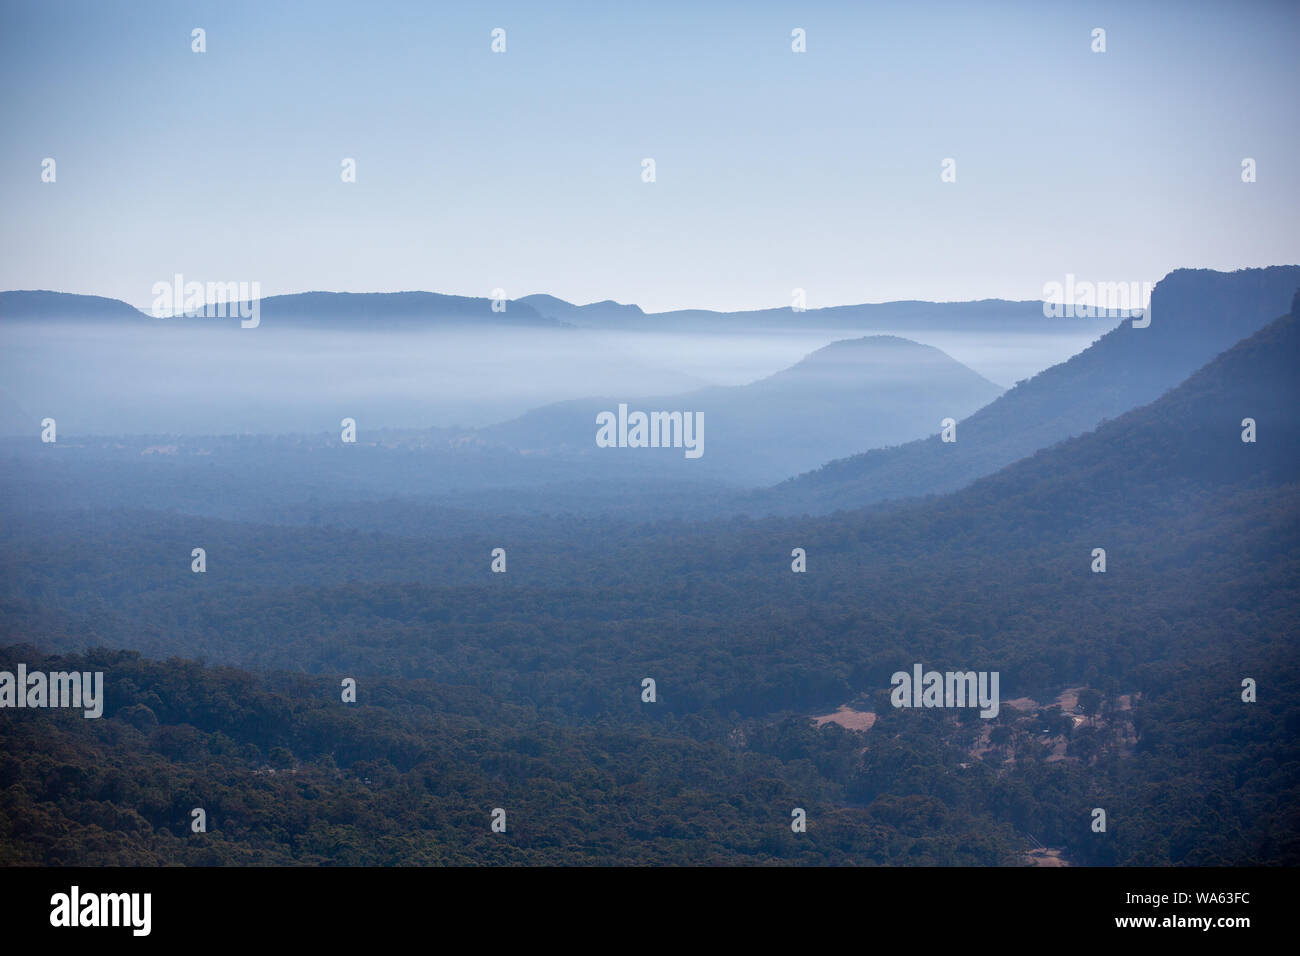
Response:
[[477, 335, 1003, 484], [754, 266, 1300, 514], [3, 288, 1118, 336], [4, 267, 1295, 500]]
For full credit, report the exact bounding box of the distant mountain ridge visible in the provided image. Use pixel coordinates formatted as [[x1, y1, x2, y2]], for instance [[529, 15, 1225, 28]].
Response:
[[1, 288, 1120, 334], [518, 293, 1126, 334], [0, 289, 559, 328]]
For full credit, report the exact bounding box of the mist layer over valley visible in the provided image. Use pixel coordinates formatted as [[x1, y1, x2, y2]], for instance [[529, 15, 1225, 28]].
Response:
[[0, 291, 1114, 441]]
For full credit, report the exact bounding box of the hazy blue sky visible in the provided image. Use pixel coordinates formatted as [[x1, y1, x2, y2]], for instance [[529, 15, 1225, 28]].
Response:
[[1, 0, 1296, 313]]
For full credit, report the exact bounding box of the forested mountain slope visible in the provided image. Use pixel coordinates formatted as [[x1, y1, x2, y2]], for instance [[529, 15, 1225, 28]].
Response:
[[756, 266, 1300, 514]]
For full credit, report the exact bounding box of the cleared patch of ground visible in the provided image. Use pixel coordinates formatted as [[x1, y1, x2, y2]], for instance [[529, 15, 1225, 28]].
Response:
[[811, 705, 876, 731], [1003, 696, 1039, 712], [1055, 687, 1082, 711], [1025, 848, 1069, 867]]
